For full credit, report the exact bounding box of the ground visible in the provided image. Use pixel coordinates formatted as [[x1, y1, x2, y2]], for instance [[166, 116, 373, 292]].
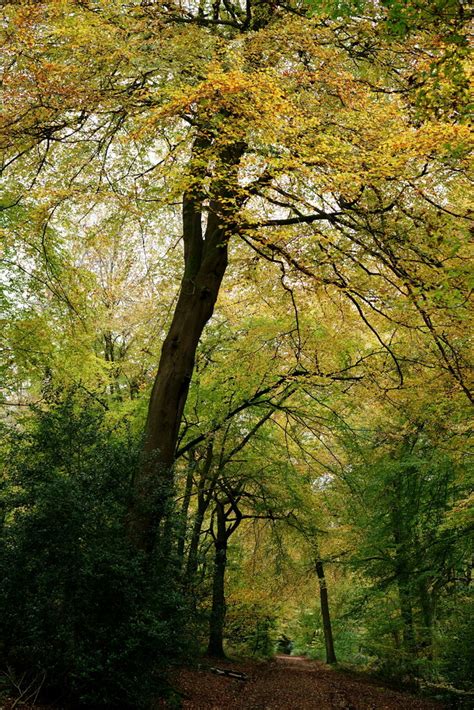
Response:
[[162, 655, 446, 709], [0, 656, 448, 710]]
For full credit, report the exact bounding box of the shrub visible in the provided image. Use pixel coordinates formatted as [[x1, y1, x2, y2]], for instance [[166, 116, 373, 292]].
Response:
[[225, 599, 278, 658], [438, 593, 474, 689], [0, 392, 191, 708]]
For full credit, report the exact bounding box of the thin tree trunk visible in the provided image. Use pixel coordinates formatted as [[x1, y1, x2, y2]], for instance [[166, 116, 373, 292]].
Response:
[[104, 331, 122, 399], [398, 577, 416, 652], [186, 445, 216, 582], [126, 140, 245, 555], [176, 456, 195, 567], [185, 504, 207, 583], [207, 501, 228, 658], [390, 463, 416, 653], [418, 579, 433, 653], [414, 535, 434, 654], [315, 558, 337, 664]]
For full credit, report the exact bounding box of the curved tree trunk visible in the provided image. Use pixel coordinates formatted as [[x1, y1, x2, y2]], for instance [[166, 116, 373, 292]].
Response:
[[126, 140, 245, 555]]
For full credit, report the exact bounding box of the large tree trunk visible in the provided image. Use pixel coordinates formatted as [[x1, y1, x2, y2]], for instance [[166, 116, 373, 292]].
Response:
[[207, 501, 228, 658], [126, 140, 245, 555], [315, 558, 337, 664]]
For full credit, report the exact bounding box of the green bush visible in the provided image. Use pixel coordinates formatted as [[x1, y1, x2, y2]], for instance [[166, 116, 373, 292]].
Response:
[[225, 599, 278, 658], [287, 603, 366, 665], [438, 593, 474, 689], [0, 392, 191, 708], [287, 606, 324, 659]]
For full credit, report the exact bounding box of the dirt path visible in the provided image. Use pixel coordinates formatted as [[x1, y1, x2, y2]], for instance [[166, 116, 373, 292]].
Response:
[[165, 656, 444, 709]]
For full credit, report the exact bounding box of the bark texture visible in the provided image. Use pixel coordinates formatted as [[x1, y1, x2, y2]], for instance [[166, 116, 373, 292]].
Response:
[[127, 139, 245, 554], [315, 558, 337, 665], [207, 501, 228, 658]]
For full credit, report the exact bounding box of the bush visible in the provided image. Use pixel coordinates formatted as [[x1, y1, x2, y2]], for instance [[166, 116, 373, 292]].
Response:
[[438, 593, 474, 689], [0, 392, 191, 708], [225, 599, 278, 658], [287, 601, 367, 666]]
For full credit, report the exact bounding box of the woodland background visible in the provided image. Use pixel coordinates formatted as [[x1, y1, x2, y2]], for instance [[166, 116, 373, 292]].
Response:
[[0, 0, 472, 707]]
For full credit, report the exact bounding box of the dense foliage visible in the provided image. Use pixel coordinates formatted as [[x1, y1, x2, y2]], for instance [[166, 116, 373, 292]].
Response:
[[0, 393, 191, 707], [0, 0, 472, 706]]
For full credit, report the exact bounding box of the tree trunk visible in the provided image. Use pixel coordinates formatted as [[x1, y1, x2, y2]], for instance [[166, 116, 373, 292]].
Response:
[[418, 579, 434, 654], [398, 577, 416, 652], [207, 501, 228, 658], [315, 558, 337, 664], [186, 445, 216, 582], [415, 536, 434, 654], [176, 456, 195, 567], [126, 140, 245, 555], [104, 331, 122, 399], [185, 503, 207, 583], [390, 464, 416, 653]]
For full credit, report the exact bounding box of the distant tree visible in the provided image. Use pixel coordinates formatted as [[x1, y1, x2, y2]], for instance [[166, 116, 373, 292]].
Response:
[[332, 408, 472, 670]]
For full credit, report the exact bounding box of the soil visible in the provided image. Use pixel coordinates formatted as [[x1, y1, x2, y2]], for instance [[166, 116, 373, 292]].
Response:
[[162, 655, 446, 709]]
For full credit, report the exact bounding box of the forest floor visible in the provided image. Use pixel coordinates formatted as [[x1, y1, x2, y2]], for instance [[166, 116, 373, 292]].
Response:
[[162, 655, 446, 710], [0, 656, 448, 710]]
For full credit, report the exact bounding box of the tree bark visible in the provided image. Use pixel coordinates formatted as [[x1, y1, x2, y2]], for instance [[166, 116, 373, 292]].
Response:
[[126, 139, 245, 555], [315, 558, 337, 664], [176, 455, 195, 567], [185, 446, 216, 582], [397, 577, 416, 652], [390, 470, 416, 653], [418, 578, 434, 653], [104, 331, 122, 399], [207, 501, 228, 658]]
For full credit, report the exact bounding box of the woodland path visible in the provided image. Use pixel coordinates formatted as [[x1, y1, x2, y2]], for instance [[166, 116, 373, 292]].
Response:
[[163, 655, 445, 709]]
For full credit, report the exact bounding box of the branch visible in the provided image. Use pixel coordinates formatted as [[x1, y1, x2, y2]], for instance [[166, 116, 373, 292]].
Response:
[[254, 212, 338, 228], [176, 374, 293, 458], [221, 389, 295, 467]]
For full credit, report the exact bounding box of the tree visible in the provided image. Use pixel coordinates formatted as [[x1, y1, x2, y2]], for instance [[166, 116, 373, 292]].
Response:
[[2, 1, 471, 559], [327, 394, 473, 672]]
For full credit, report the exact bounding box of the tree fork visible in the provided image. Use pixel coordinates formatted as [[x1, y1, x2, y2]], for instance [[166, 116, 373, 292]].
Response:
[[126, 138, 246, 555]]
